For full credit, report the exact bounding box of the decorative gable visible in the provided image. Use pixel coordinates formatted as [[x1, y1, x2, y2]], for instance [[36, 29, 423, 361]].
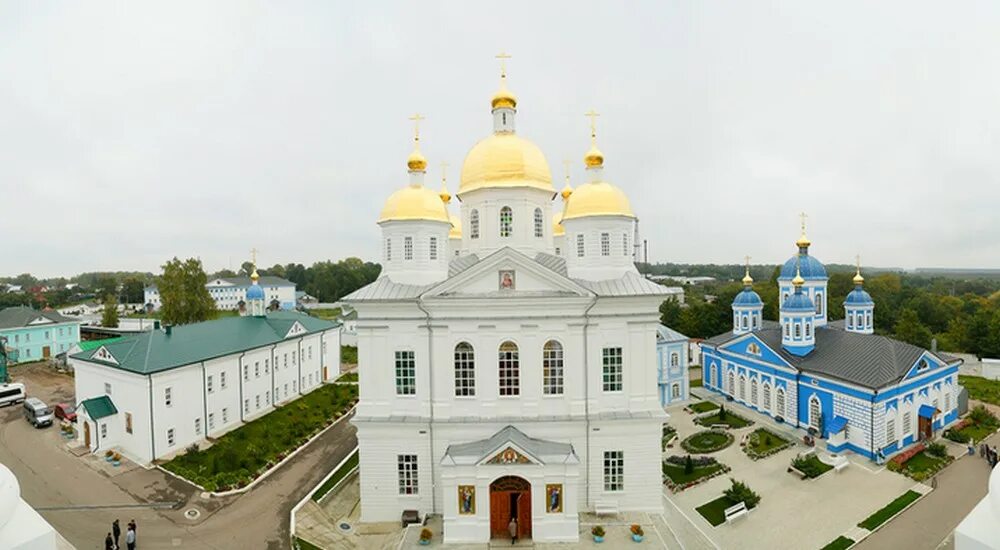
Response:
[[904, 352, 941, 380], [718, 334, 794, 370], [425, 247, 592, 299], [27, 316, 53, 326], [91, 346, 119, 365], [483, 445, 538, 466], [285, 321, 307, 338]]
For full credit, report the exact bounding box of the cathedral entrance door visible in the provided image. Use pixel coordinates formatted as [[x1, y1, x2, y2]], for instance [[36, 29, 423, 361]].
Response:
[[489, 476, 531, 540], [918, 415, 933, 441]]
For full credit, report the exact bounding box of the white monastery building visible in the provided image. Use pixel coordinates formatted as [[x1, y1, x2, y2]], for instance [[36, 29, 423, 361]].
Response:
[[144, 274, 297, 312], [70, 269, 340, 464], [344, 61, 672, 544]]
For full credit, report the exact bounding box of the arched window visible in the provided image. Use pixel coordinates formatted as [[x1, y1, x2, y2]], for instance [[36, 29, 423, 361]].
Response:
[[622, 233, 629, 256], [600, 233, 610, 256], [784, 322, 790, 338], [670, 352, 679, 367], [762, 383, 771, 412], [727, 370, 735, 396], [809, 395, 822, 432], [816, 293, 823, 315], [751, 377, 759, 406], [776, 387, 786, 417], [498, 341, 519, 396], [865, 311, 871, 328], [543, 340, 564, 395], [404, 236, 413, 260], [576, 234, 585, 257], [805, 322, 811, 337], [533, 208, 543, 238], [429, 237, 438, 260], [708, 363, 715, 388], [454, 342, 475, 397], [470, 209, 480, 239], [739, 375, 747, 401], [499, 206, 513, 237], [847, 314, 854, 329], [794, 323, 801, 339], [741, 315, 748, 329]]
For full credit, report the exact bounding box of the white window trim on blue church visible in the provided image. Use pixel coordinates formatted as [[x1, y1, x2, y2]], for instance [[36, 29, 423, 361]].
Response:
[[699, 228, 962, 461]]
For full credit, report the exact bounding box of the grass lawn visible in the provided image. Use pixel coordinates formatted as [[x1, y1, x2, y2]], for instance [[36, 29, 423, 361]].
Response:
[[792, 454, 834, 478], [746, 428, 789, 455], [162, 383, 358, 491], [954, 422, 997, 443], [858, 490, 921, 530], [312, 449, 359, 501], [959, 375, 1000, 406], [900, 450, 947, 476], [682, 430, 734, 453], [294, 537, 324, 550], [820, 536, 855, 550], [336, 371, 358, 383], [695, 410, 751, 428], [662, 462, 725, 485], [341, 345, 358, 364], [690, 401, 720, 413], [696, 495, 739, 527], [691, 378, 703, 388], [307, 308, 342, 320]]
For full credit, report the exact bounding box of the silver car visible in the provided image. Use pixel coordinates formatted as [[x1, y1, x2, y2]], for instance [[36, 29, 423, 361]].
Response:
[[23, 397, 53, 428]]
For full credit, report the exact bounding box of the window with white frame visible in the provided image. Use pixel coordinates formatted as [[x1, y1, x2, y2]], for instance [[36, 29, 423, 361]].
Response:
[[603, 450, 624, 491], [602, 347, 623, 392], [498, 341, 520, 396], [776, 387, 786, 417], [533, 208, 543, 237], [902, 410, 912, 436], [244, 399, 249, 415], [243, 365, 249, 380], [739, 375, 747, 400], [762, 383, 771, 412], [751, 378, 758, 406], [600, 232, 610, 256], [576, 234, 585, 257], [404, 236, 413, 260], [848, 314, 854, 329], [784, 322, 790, 338], [815, 293, 823, 315], [384, 237, 392, 261], [222, 408, 229, 424], [865, 311, 871, 327], [945, 391, 951, 412], [164, 387, 172, 407], [470, 209, 480, 239], [727, 370, 735, 396], [543, 340, 564, 395], [429, 237, 438, 260], [104, 382, 112, 395], [395, 351, 416, 395], [622, 233, 629, 256], [397, 454, 419, 495], [885, 415, 896, 446], [499, 206, 513, 237], [809, 395, 821, 431], [220, 371, 227, 389], [794, 323, 801, 339], [264, 359, 269, 373], [256, 395, 261, 409], [670, 352, 679, 367], [194, 418, 201, 435], [208, 413, 215, 430], [805, 322, 812, 337], [207, 375, 214, 393], [671, 383, 680, 398], [167, 428, 175, 447], [255, 361, 260, 378]]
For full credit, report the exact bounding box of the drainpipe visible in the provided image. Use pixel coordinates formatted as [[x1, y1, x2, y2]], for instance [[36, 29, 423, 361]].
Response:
[[238, 352, 246, 422], [297, 338, 304, 395], [870, 390, 877, 460], [148, 376, 156, 461], [582, 296, 598, 510], [416, 300, 437, 515], [201, 361, 208, 437]]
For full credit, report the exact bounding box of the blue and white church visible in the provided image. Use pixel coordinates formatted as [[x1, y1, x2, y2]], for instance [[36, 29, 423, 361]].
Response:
[[700, 225, 962, 460]]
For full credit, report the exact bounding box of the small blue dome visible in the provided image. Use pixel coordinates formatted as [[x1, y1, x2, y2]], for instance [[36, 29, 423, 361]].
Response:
[[733, 288, 763, 307], [779, 254, 828, 280], [781, 290, 815, 312], [246, 283, 265, 300], [844, 286, 873, 305]]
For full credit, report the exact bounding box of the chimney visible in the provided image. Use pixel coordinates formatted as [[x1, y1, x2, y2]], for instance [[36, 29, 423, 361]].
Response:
[[931, 338, 937, 353], [153, 320, 161, 331], [165, 325, 172, 336]]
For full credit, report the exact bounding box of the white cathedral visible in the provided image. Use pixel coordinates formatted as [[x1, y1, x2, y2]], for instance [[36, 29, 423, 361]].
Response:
[[343, 64, 669, 544]]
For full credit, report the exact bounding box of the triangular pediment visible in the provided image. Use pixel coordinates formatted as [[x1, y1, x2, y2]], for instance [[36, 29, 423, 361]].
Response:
[[90, 346, 119, 365], [424, 247, 593, 299], [481, 444, 540, 466], [28, 316, 53, 326], [285, 321, 307, 338], [718, 333, 795, 370]]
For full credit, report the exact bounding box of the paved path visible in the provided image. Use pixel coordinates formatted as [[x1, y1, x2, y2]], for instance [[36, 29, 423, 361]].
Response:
[[855, 430, 1000, 550]]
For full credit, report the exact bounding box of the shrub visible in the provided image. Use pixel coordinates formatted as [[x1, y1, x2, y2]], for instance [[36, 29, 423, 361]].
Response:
[[969, 405, 998, 427], [719, 404, 727, 420], [684, 455, 694, 475], [723, 478, 761, 509], [926, 442, 948, 458], [886, 460, 902, 473], [666, 455, 717, 467], [591, 526, 605, 537], [630, 524, 644, 536], [943, 429, 967, 443], [420, 528, 432, 541]]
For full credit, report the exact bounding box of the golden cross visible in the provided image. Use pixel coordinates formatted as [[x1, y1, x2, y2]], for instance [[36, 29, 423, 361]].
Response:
[[440, 161, 449, 183], [744, 255, 751, 269], [585, 109, 601, 138], [495, 51, 512, 78], [408, 113, 425, 143], [856, 254, 862, 272], [799, 211, 808, 234], [563, 159, 571, 183], [250, 247, 258, 266]]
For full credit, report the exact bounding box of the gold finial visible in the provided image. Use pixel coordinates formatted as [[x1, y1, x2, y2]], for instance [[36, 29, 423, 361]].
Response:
[[560, 159, 573, 199], [583, 109, 604, 168], [742, 255, 753, 286], [495, 51, 512, 79], [796, 211, 811, 248], [491, 52, 517, 110], [406, 113, 427, 172], [250, 248, 260, 281], [792, 263, 805, 287], [439, 161, 451, 203], [854, 254, 865, 285]]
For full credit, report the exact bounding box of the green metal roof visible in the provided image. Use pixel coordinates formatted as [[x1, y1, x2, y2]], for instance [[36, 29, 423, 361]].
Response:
[[80, 395, 118, 419], [76, 338, 122, 352], [71, 311, 338, 375]]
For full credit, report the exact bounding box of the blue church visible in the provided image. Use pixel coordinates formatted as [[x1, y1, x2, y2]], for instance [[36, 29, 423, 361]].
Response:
[[700, 225, 961, 461]]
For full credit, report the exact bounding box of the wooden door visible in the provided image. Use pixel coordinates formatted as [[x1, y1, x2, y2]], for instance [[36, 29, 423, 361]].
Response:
[[323, 367, 328, 381], [490, 491, 510, 538], [84, 422, 91, 448], [919, 416, 932, 440], [42, 346, 50, 359], [517, 491, 532, 538]]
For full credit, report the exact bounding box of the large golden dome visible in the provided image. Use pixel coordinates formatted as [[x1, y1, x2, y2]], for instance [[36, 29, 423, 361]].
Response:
[[562, 180, 634, 221], [459, 133, 553, 194], [379, 185, 450, 224]]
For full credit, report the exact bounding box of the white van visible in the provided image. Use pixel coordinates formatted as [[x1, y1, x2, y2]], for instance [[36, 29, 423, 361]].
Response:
[[23, 398, 53, 428], [0, 383, 26, 407]]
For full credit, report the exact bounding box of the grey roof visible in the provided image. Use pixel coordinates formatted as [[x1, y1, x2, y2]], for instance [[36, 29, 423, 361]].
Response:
[[704, 325, 963, 389], [533, 252, 568, 277], [0, 306, 77, 330], [341, 276, 435, 301], [575, 272, 681, 297], [657, 324, 689, 343], [448, 253, 481, 277], [440, 425, 579, 466]]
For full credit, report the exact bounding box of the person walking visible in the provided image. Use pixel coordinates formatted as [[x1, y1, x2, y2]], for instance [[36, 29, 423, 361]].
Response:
[[125, 525, 136, 550], [104, 532, 114, 550], [112, 519, 121, 549], [129, 519, 137, 546], [508, 517, 518, 545]]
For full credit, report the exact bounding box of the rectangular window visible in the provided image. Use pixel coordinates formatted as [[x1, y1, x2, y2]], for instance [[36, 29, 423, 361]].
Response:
[[308, 346, 313, 360], [600, 232, 610, 256], [244, 399, 249, 415], [395, 351, 416, 395], [264, 359, 269, 374], [622, 233, 630, 256], [603, 451, 624, 492], [886, 417, 896, 446], [222, 408, 229, 424], [284, 354, 288, 368], [207, 375, 214, 393], [44, 330, 50, 340], [284, 383, 289, 397], [902, 411, 912, 436], [125, 412, 133, 434], [164, 387, 172, 407], [543, 342, 564, 395], [576, 234, 585, 257], [220, 371, 227, 389], [397, 454, 419, 495], [208, 413, 215, 430], [385, 237, 392, 261], [265, 390, 270, 405], [404, 236, 413, 260], [255, 361, 260, 378], [243, 365, 249, 381], [293, 351, 297, 365], [454, 344, 476, 397], [101, 423, 107, 438], [293, 379, 298, 392], [429, 237, 438, 260], [104, 382, 112, 395], [602, 347, 623, 392], [256, 395, 261, 409], [167, 428, 175, 447]]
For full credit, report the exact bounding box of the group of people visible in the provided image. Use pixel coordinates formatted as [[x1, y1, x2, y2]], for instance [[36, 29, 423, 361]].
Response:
[[104, 519, 137, 550], [981, 443, 1000, 468]]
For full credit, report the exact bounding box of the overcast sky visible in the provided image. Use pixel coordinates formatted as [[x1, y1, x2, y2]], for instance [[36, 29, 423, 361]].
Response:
[[3, 1, 999, 278]]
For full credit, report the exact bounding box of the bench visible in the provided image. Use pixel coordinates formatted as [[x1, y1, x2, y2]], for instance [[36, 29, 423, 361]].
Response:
[[724, 502, 748, 523], [711, 424, 730, 430], [833, 459, 849, 473], [595, 500, 619, 516], [401, 509, 420, 528]]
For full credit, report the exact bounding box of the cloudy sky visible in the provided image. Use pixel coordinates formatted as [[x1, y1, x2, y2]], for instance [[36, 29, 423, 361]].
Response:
[[3, 1, 999, 277]]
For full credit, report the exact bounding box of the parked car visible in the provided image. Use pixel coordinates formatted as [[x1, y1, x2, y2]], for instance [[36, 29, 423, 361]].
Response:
[[54, 403, 77, 422], [23, 398, 54, 428], [0, 383, 26, 407]]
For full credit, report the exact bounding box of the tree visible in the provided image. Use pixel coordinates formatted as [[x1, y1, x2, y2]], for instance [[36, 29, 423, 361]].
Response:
[[659, 298, 682, 328], [894, 308, 933, 349], [121, 277, 146, 304], [158, 257, 217, 325], [93, 276, 118, 301], [101, 294, 120, 328], [724, 478, 761, 509]]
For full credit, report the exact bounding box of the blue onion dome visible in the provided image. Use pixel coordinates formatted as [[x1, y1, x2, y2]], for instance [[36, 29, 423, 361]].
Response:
[[733, 287, 763, 306], [779, 254, 827, 280], [845, 287, 873, 305], [782, 290, 815, 312], [246, 269, 265, 300]]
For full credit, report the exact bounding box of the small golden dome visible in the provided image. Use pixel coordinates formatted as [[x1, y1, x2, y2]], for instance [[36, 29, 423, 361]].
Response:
[[796, 232, 811, 248], [491, 79, 517, 110], [562, 180, 634, 221], [459, 133, 553, 194], [792, 266, 805, 287], [553, 212, 565, 236], [742, 272, 754, 286], [560, 183, 573, 200], [853, 270, 865, 285], [584, 144, 604, 168], [439, 183, 451, 204], [449, 213, 462, 239], [407, 149, 427, 172], [250, 268, 260, 281], [379, 185, 450, 224]]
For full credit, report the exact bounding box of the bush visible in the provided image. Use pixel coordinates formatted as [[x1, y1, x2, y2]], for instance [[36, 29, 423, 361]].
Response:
[[970, 405, 999, 427], [420, 528, 432, 541], [886, 460, 903, 473], [591, 526, 605, 537], [666, 455, 717, 467], [630, 524, 644, 536], [926, 442, 948, 458], [943, 429, 967, 443], [719, 404, 727, 420], [684, 455, 694, 475], [723, 478, 761, 509]]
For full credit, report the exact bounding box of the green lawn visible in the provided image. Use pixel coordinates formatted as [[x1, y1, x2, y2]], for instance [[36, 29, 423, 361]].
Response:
[[792, 454, 833, 478], [953, 423, 996, 443], [900, 450, 947, 476], [336, 372, 358, 383], [307, 308, 342, 320], [959, 375, 1000, 406], [682, 430, 734, 453], [341, 345, 358, 364], [820, 536, 855, 550], [696, 495, 740, 527], [746, 428, 789, 455], [662, 462, 725, 485], [690, 401, 720, 413], [312, 449, 359, 501], [294, 537, 325, 550], [695, 410, 751, 428], [691, 378, 703, 388], [162, 383, 358, 491], [858, 490, 921, 530]]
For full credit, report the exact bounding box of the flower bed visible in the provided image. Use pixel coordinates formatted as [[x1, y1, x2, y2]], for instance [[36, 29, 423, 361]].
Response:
[[742, 428, 793, 460], [681, 430, 735, 454], [662, 455, 731, 493], [858, 490, 921, 530], [944, 405, 1000, 444], [789, 454, 833, 479], [162, 383, 358, 492], [662, 424, 678, 451], [694, 406, 753, 429], [887, 445, 952, 481]]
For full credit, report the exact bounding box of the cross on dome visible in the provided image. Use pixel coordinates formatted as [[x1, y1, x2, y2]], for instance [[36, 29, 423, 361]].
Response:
[[407, 113, 427, 173], [854, 254, 865, 285], [491, 52, 517, 110], [743, 255, 754, 286], [583, 109, 604, 169], [796, 211, 811, 249], [561, 159, 573, 200], [439, 161, 451, 204]]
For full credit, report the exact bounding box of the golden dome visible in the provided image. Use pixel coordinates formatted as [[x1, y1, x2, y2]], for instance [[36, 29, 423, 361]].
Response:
[[250, 268, 260, 281], [853, 270, 865, 285], [491, 79, 517, 110], [459, 133, 553, 194], [560, 183, 573, 200], [407, 150, 427, 172], [439, 182, 451, 204], [792, 266, 805, 287], [449, 213, 462, 239], [553, 212, 565, 236], [796, 232, 811, 248], [379, 185, 450, 224], [562, 180, 634, 221], [584, 144, 604, 168], [742, 272, 754, 286]]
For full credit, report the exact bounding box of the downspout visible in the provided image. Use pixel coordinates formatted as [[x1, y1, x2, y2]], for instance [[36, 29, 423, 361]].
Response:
[[238, 352, 246, 422], [297, 338, 304, 395], [148, 376, 156, 461], [582, 296, 598, 510], [271, 344, 277, 405], [201, 361, 208, 437], [871, 390, 877, 459], [416, 300, 437, 515]]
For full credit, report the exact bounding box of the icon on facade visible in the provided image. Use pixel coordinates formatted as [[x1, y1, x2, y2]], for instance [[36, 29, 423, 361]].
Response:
[[499, 270, 515, 290], [545, 484, 562, 513], [458, 485, 476, 515]]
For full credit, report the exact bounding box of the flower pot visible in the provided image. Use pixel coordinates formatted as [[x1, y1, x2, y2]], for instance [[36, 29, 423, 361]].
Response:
[[593, 535, 604, 543], [633, 534, 644, 542], [105, 456, 114, 462], [112, 460, 121, 467], [418, 539, 430, 546]]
